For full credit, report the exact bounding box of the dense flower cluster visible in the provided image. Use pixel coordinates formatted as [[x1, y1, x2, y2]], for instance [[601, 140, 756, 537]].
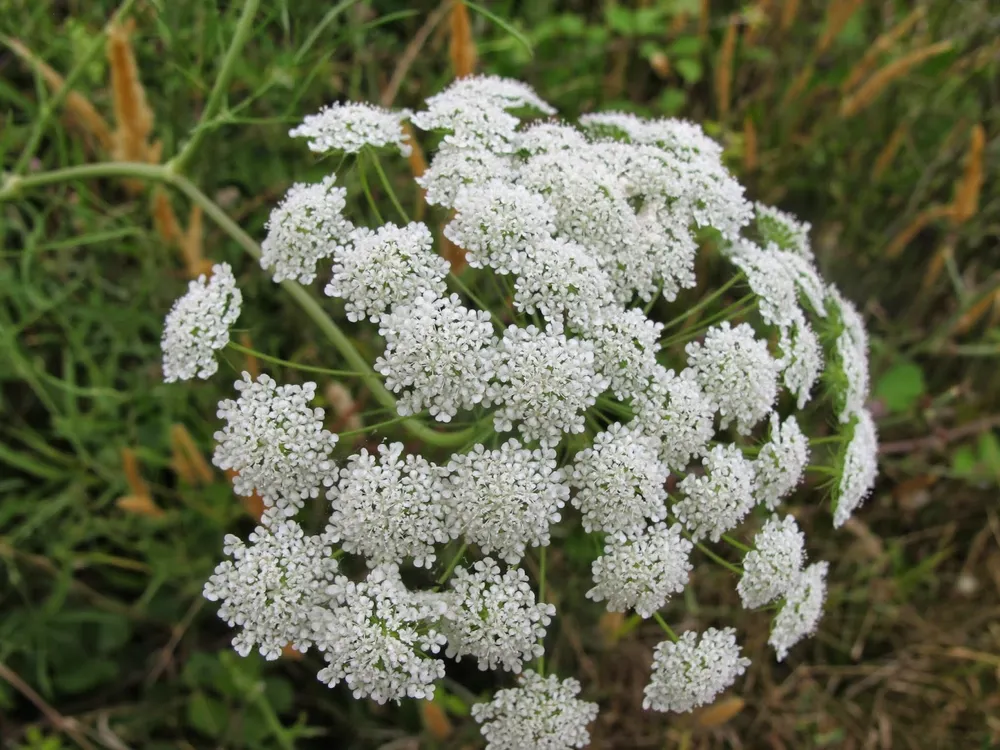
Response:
[[159, 75, 880, 747]]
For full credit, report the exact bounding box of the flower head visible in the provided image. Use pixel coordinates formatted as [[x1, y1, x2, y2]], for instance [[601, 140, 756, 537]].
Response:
[[446, 440, 569, 564], [203, 520, 339, 660], [375, 292, 497, 422], [161, 263, 242, 382], [582, 306, 663, 401], [314, 565, 448, 703], [635, 367, 716, 471], [643, 628, 751, 713], [769, 561, 829, 661], [828, 287, 871, 423], [260, 176, 353, 284], [472, 670, 598, 750], [290, 102, 411, 155], [832, 408, 878, 527], [755, 202, 813, 260], [754, 414, 809, 509], [587, 522, 692, 617], [417, 144, 515, 208], [738, 515, 806, 609], [326, 443, 451, 568], [212, 373, 339, 511], [674, 444, 757, 542], [442, 558, 555, 672], [324, 222, 449, 322]]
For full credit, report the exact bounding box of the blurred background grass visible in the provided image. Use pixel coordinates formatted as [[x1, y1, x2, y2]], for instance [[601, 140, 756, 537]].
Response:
[[1, 1, 998, 748]]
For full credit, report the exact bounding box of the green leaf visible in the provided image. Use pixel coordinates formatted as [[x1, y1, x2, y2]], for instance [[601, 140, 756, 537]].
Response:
[[658, 88, 687, 115], [674, 57, 702, 84], [874, 362, 926, 413], [53, 658, 118, 694], [667, 36, 701, 57], [951, 445, 977, 477], [976, 431, 1000, 481], [265, 677, 294, 715], [464, 1, 533, 57], [187, 691, 226, 738]]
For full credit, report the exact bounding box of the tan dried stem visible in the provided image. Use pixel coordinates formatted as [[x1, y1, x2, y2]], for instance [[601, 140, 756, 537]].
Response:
[[840, 41, 954, 118], [449, 0, 477, 78]]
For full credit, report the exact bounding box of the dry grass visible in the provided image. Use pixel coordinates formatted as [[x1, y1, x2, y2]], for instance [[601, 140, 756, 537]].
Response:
[[715, 17, 738, 121], [950, 123, 986, 225], [448, 0, 477, 78], [840, 41, 954, 118]]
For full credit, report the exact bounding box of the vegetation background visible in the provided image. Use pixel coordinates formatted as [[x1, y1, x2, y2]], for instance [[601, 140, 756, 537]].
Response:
[[1, 0, 997, 748]]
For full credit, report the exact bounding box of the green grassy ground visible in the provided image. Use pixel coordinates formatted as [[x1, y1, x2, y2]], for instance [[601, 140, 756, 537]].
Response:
[[1, 1, 998, 748]]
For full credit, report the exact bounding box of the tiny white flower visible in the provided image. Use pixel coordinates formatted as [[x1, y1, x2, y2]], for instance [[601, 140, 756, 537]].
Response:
[[828, 287, 871, 423], [727, 240, 801, 329], [472, 670, 598, 750], [445, 440, 569, 564], [203, 520, 339, 660], [738, 515, 806, 609], [442, 558, 555, 672], [777, 309, 823, 409], [635, 366, 716, 471], [643, 627, 751, 713], [570, 422, 669, 537], [754, 413, 810, 509], [161, 263, 242, 382], [581, 306, 663, 401], [674, 444, 756, 542], [516, 121, 590, 155], [755, 202, 813, 261], [260, 176, 353, 284], [325, 443, 452, 568], [417, 144, 516, 208], [587, 522, 692, 617], [314, 565, 448, 703], [685, 322, 780, 435], [290, 102, 411, 155], [212, 373, 339, 511], [375, 291, 497, 422], [485, 323, 609, 446], [324, 222, 449, 323], [832, 408, 878, 527], [769, 561, 829, 661]]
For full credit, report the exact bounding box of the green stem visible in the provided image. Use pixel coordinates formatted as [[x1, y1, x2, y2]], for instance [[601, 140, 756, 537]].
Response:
[[449, 272, 503, 326], [368, 149, 409, 224], [1, 162, 477, 448], [721, 534, 751, 553], [660, 274, 742, 332], [436, 543, 468, 586], [7, 0, 141, 175], [357, 152, 385, 224], [660, 296, 756, 348], [652, 612, 679, 642], [227, 340, 365, 377], [338, 412, 424, 438], [809, 435, 843, 445], [169, 0, 261, 174], [696, 542, 743, 576]]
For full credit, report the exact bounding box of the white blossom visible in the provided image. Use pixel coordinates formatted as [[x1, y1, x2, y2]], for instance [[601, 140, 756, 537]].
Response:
[[442, 558, 555, 672], [213, 373, 339, 511], [445, 180, 556, 275], [754, 413, 810, 509], [674, 444, 757, 542], [472, 670, 598, 750], [569, 422, 669, 537], [587, 522, 692, 617], [417, 144, 515, 208], [685, 322, 780, 435], [203, 520, 338, 660], [445, 440, 569, 564], [260, 176, 353, 284], [161, 263, 242, 382], [324, 222, 449, 322], [755, 202, 813, 260], [485, 323, 609, 446], [375, 292, 497, 422], [828, 287, 870, 423], [777, 310, 823, 409], [637, 202, 699, 302], [833, 408, 878, 527], [643, 628, 751, 713], [738, 515, 806, 609], [635, 367, 716, 471], [516, 121, 589, 155], [290, 102, 411, 155], [325, 443, 451, 568], [727, 239, 801, 328], [314, 565, 448, 703], [581, 306, 663, 401], [769, 561, 829, 661], [513, 237, 614, 330]]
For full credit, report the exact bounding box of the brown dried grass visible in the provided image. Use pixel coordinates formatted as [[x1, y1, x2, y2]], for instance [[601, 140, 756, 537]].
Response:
[[715, 17, 738, 121], [816, 0, 865, 56], [871, 123, 908, 181], [950, 123, 985, 225], [169, 424, 214, 486], [448, 0, 477, 78], [841, 6, 926, 94], [885, 204, 951, 259], [840, 40, 954, 118], [743, 115, 758, 173]]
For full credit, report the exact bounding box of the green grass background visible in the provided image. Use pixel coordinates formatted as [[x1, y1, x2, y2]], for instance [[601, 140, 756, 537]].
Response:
[[1, 1, 998, 748]]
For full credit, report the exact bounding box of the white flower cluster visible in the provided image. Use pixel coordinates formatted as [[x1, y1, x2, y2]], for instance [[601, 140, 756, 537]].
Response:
[[325, 443, 451, 568], [290, 102, 412, 155], [212, 373, 339, 511], [472, 670, 598, 750], [587, 522, 692, 618], [643, 628, 751, 713], [161, 263, 241, 382], [442, 558, 555, 672], [203, 520, 338, 660], [157, 75, 886, 742], [325, 221, 449, 322], [260, 176, 352, 284]]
